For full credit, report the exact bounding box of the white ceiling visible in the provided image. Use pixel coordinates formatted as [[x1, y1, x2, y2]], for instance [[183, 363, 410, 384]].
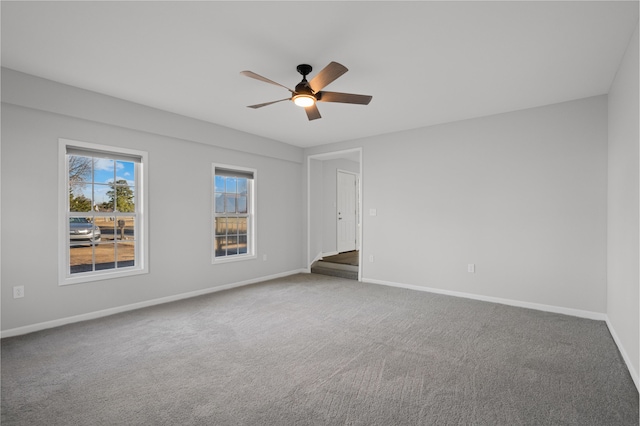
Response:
[[1, 1, 638, 148]]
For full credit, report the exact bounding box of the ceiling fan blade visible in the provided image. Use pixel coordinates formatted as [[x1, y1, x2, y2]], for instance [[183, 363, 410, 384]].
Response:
[[308, 62, 348, 93], [317, 91, 372, 105], [240, 71, 294, 93], [305, 104, 322, 121], [247, 98, 290, 109]]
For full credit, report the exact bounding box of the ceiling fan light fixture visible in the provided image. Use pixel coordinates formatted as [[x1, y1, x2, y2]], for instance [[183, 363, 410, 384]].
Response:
[[292, 94, 316, 107]]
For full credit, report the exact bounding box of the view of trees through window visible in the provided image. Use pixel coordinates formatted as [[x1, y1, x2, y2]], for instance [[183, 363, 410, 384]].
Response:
[[67, 153, 137, 274]]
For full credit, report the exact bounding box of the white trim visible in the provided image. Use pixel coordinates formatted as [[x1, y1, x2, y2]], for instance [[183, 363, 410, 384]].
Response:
[[212, 253, 258, 264], [1, 269, 305, 338], [605, 318, 640, 391], [361, 277, 607, 321]]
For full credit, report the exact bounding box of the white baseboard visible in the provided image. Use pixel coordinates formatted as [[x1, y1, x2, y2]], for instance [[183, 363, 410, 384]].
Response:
[[361, 277, 607, 321], [1, 269, 305, 338], [605, 318, 640, 391]]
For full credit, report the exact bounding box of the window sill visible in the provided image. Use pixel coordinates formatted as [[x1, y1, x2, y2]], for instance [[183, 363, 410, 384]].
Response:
[[212, 254, 257, 265], [59, 267, 148, 286]]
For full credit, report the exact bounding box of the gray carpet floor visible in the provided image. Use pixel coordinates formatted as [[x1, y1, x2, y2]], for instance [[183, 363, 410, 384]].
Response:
[[2, 273, 638, 425]]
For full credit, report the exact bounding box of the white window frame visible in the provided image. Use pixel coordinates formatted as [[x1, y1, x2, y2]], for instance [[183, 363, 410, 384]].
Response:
[[212, 163, 257, 264], [58, 138, 149, 285]]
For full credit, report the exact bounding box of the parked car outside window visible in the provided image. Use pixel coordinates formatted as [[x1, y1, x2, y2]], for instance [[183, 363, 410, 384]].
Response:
[[69, 217, 101, 243]]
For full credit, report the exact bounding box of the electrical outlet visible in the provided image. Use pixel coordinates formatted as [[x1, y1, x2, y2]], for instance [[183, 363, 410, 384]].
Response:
[[468, 264, 475, 273], [369, 255, 375, 263], [13, 286, 24, 299], [263, 254, 267, 261]]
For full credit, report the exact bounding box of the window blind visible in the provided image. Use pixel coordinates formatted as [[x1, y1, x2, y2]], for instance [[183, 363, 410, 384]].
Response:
[[66, 146, 142, 163], [215, 168, 254, 180]]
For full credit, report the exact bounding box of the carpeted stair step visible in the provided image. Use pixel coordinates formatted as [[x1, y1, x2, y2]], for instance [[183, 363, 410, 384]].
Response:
[[311, 261, 358, 280]]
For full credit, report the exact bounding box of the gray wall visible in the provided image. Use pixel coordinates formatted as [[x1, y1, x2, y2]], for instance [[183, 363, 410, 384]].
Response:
[[1, 70, 304, 332], [307, 95, 609, 315], [607, 23, 639, 382]]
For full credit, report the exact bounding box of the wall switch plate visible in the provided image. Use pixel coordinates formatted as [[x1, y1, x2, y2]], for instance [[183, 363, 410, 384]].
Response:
[[468, 264, 475, 273], [263, 254, 267, 261], [369, 255, 375, 263], [369, 208, 377, 216], [13, 286, 24, 299]]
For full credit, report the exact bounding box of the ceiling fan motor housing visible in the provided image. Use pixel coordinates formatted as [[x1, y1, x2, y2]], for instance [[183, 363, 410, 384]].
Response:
[[295, 64, 315, 97], [296, 64, 313, 77], [295, 82, 314, 96]]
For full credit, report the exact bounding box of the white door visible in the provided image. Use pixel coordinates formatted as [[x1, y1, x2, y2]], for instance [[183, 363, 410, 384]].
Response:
[[337, 171, 357, 253]]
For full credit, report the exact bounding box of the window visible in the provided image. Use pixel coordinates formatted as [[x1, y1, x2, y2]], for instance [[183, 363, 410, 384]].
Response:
[[213, 164, 256, 262], [59, 139, 148, 284]]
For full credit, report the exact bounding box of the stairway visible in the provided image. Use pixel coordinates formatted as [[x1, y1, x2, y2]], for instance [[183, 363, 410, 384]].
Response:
[[311, 252, 359, 280]]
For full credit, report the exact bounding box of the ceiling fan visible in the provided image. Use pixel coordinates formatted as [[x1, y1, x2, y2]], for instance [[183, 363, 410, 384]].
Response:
[[240, 62, 372, 121]]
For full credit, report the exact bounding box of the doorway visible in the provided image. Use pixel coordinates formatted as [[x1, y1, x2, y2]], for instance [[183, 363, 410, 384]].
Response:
[[307, 148, 362, 280]]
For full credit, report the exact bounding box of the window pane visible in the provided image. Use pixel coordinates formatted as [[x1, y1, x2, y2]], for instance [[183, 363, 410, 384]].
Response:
[[225, 196, 236, 213], [215, 175, 225, 193], [215, 218, 227, 236], [93, 158, 115, 184], [94, 184, 112, 211], [227, 235, 238, 255], [215, 193, 224, 213], [95, 216, 115, 242], [227, 217, 238, 234], [116, 216, 135, 240], [70, 187, 93, 212], [69, 154, 93, 212], [116, 160, 135, 185], [69, 155, 92, 187], [238, 217, 247, 234], [69, 216, 102, 244], [226, 177, 237, 194], [238, 235, 248, 254], [93, 216, 109, 239], [69, 243, 94, 274], [95, 242, 116, 271], [117, 242, 135, 268], [114, 181, 135, 212], [237, 196, 247, 213], [237, 179, 247, 195], [215, 236, 227, 257]]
